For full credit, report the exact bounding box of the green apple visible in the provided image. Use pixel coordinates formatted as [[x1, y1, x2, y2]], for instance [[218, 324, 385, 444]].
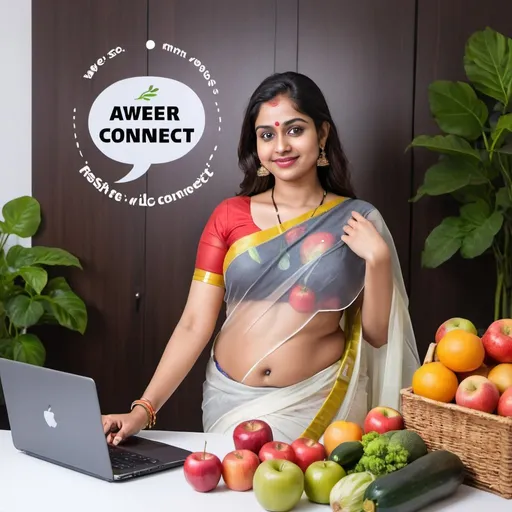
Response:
[[304, 460, 346, 504], [253, 459, 304, 512]]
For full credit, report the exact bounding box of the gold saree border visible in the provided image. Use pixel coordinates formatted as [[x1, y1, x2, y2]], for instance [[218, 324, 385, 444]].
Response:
[[193, 269, 225, 288], [222, 196, 348, 275], [299, 304, 362, 441]]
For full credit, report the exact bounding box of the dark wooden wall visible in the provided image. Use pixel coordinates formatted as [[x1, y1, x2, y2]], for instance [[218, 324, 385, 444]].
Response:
[[410, 0, 512, 342], [30, 0, 512, 432]]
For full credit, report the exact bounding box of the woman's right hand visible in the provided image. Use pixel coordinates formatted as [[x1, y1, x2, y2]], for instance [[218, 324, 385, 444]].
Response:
[[102, 406, 148, 446]]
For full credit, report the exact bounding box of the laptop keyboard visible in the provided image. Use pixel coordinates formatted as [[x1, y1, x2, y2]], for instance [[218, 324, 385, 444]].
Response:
[[108, 445, 160, 471]]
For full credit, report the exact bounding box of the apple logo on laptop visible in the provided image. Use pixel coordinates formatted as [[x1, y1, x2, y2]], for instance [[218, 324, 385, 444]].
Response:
[[44, 406, 57, 428]]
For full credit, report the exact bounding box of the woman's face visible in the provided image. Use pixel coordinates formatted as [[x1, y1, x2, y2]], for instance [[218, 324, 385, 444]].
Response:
[[254, 94, 329, 183]]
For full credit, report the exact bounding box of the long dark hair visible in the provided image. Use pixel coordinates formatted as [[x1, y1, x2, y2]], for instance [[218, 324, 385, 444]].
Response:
[[237, 72, 356, 198]]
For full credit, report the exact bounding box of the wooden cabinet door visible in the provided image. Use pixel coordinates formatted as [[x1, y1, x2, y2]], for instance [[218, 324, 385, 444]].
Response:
[[32, 0, 148, 412]]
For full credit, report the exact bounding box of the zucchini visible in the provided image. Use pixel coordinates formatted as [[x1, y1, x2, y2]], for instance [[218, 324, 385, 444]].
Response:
[[328, 441, 364, 468], [362, 450, 465, 512]]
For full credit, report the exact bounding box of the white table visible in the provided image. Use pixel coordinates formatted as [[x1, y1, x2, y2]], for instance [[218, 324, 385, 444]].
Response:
[[0, 430, 510, 512]]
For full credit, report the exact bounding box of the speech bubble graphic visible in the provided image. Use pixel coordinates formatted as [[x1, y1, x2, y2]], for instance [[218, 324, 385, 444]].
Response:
[[88, 76, 206, 183]]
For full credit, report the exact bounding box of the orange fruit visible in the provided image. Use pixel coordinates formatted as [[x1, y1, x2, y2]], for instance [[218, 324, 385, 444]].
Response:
[[488, 364, 512, 394], [457, 363, 491, 383], [412, 362, 459, 403], [436, 329, 485, 373], [323, 420, 363, 455]]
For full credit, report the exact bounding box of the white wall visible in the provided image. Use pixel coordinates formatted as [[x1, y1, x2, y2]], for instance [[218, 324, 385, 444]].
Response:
[[0, 0, 32, 247]]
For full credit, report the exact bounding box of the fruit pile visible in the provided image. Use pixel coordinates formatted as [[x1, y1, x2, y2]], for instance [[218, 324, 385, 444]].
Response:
[[183, 409, 466, 512], [412, 317, 512, 415]]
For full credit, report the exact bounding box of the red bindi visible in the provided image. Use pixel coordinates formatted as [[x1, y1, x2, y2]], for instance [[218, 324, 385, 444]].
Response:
[[274, 121, 280, 126]]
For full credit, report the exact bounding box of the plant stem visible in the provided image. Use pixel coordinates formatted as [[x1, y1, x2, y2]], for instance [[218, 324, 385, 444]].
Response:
[[482, 131, 490, 152], [503, 227, 510, 318], [0, 233, 8, 256], [494, 247, 504, 321]]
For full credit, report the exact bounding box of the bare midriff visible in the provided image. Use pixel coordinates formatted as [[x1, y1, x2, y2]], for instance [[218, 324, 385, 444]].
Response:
[[213, 301, 346, 387]]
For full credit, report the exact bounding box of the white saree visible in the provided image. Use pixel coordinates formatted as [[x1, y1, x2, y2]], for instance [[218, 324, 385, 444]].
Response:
[[201, 203, 420, 443]]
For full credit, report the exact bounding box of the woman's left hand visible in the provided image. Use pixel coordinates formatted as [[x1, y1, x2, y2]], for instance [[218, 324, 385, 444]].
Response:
[[341, 211, 390, 264]]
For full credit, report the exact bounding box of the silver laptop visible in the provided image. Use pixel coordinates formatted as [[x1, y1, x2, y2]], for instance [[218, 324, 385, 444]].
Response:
[[0, 358, 192, 481]]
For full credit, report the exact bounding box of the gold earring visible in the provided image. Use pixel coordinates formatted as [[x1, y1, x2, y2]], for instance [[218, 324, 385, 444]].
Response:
[[317, 147, 329, 167], [257, 164, 270, 177]]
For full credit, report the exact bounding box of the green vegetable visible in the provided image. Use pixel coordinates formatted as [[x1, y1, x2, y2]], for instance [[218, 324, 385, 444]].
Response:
[[329, 471, 376, 512], [386, 430, 428, 462], [329, 441, 364, 469], [350, 432, 409, 477], [362, 450, 465, 512]]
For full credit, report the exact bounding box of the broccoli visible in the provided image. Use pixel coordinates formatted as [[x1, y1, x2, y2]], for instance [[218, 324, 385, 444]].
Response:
[[350, 432, 409, 477]]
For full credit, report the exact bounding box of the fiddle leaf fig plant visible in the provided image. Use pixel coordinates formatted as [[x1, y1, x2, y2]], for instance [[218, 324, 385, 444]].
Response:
[[410, 26, 512, 321], [0, 196, 87, 367]]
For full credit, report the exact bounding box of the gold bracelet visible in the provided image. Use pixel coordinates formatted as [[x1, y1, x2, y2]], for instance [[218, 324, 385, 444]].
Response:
[[130, 399, 157, 428]]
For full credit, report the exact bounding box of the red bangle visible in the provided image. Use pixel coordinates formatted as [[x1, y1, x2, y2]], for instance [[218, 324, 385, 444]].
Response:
[[131, 399, 157, 428]]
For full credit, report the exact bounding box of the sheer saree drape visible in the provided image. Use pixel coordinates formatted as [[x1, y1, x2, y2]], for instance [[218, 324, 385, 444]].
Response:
[[202, 197, 420, 442]]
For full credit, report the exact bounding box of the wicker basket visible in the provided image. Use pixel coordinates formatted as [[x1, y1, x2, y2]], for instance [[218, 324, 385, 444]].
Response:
[[400, 343, 512, 500]]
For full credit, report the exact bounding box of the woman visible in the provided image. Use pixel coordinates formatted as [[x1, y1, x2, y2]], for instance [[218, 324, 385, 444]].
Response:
[[103, 72, 420, 445]]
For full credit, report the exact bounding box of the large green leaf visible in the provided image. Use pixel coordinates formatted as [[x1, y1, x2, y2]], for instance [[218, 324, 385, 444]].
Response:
[[0, 281, 23, 303], [38, 299, 59, 325], [43, 277, 87, 334], [461, 211, 503, 258], [464, 27, 512, 107], [409, 134, 481, 161], [460, 199, 491, 225], [5, 295, 44, 328], [421, 217, 467, 268], [16, 266, 48, 295], [491, 113, 512, 147], [11, 333, 46, 366], [496, 186, 512, 210], [428, 81, 488, 140], [452, 183, 491, 204], [0, 249, 7, 276], [412, 156, 487, 201], [6, 245, 82, 270], [1, 196, 40, 238]]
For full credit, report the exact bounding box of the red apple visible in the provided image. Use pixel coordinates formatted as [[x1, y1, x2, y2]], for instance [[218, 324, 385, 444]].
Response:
[[221, 449, 260, 491], [291, 437, 326, 472], [487, 364, 512, 394], [183, 448, 222, 492], [364, 407, 404, 434], [435, 317, 477, 343], [233, 419, 273, 454], [482, 319, 512, 363], [300, 232, 336, 264], [289, 285, 316, 313], [497, 387, 512, 416], [455, 376, 500, 413], [259, 441, 297, 464], [285, 226, 306, 245]]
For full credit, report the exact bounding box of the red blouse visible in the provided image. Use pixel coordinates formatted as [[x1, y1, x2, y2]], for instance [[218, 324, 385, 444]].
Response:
[[193, 196, 260, 287]]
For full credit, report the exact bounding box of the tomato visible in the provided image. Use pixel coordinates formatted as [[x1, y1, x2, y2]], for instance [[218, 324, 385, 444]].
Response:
[[300, 232, 336, 264], [289, 285, 316, 313]]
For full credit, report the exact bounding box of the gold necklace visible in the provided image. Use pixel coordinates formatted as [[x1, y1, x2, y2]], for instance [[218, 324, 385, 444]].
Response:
[[271, 187, 327, 225]]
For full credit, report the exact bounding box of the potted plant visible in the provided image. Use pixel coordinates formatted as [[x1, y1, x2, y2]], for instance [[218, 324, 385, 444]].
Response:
[[410, 26, 512, 321], [0, 196, 87, 418]]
